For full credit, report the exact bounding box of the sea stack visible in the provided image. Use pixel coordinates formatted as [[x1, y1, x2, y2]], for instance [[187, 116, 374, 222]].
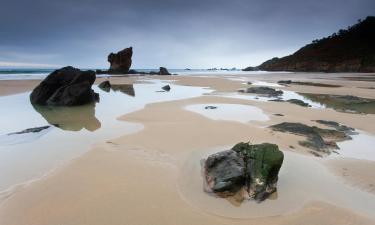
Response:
[[108, 47, 133, 74]]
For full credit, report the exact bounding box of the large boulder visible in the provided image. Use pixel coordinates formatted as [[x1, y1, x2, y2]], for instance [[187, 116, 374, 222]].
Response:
[[204, 142, 284, 201], [239, 86, 283, 97], [30, 66, 98, 106], [159, 67, 171, 75], [108, 47, 133, 74]]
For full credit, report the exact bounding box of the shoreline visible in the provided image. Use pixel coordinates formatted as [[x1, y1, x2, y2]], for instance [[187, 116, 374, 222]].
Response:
[[0, 73, 375, 224]]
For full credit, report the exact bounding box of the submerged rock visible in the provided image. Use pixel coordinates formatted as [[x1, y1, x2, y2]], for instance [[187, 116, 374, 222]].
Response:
[[270, 122, 353, 153], [204, 142, 284, 202], [162, 85, 171, 91], [7, 126, 51, 135], [30, 66, 99, 106], [239, 87, 283, 97], [204, 106, 217, 109], [108, 47, 133, 74]]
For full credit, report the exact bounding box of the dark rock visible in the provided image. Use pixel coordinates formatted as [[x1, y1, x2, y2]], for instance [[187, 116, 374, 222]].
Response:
[[314, 120, 358, 135], [205, 106, 217, 109], [247, 82, 252, 85], [240, 87, 283, 97], [286, 99, 311, 107], [108, 47, 133, 74], [159, 67, 171, 75], [269, 122, 352, 153], [30, 66, 98, 106], [273, 113, 284, 116], [98, 80, 111, 92], [300, 93, 375, 114], [7, 126, 51, 135], [278, 80, 341, 88], [162, 85, 171, 91], [204, 142, 284, 201], [111, 84, 135, 97]]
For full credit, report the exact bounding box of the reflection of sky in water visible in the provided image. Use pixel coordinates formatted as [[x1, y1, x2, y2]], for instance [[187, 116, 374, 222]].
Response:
[[0, 80, 212, 192], [185, 103, 269, 123], [333, 131, 375, 161]]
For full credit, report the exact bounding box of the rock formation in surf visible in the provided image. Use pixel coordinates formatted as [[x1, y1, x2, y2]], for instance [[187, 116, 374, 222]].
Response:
[[108, 47, 133, 74]]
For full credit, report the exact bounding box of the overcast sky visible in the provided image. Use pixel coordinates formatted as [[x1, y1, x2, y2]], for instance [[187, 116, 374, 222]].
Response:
[[0, 0, 374, 69]]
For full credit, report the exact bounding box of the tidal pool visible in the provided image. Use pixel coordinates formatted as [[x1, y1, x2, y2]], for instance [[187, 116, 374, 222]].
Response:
[[0, 79, 212, 195], [184, 103, 269, 123]]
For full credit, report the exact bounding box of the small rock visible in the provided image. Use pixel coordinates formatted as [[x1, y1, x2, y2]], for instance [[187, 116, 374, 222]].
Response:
[[204, 106, 217, 109], [162, 85, 171, 91]]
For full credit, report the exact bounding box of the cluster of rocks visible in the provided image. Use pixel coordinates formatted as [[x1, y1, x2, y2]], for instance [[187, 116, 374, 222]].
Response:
[[203, 142, 284, 202], [30, 66, 99, 106], [269, 121, 356, 156]]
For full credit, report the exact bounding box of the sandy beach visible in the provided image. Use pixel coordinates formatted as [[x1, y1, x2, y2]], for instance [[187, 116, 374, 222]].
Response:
[[0, 72, 375, 225]]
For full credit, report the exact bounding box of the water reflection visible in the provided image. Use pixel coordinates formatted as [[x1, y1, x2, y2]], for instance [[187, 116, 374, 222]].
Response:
[[32, 103, 101, 132], [99, 83, 136, 97]]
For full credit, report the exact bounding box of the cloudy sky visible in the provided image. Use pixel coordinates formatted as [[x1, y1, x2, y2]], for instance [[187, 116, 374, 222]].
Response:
[[0, 0, 374, 69]]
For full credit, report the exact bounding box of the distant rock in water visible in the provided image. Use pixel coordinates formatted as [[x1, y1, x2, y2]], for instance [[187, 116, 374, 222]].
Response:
[[204, 142, 284, 202], [243, 16, 375, 72], [108, 47, 133, 74], [159, 67, 171, 75], [30, 66, 99, 106]]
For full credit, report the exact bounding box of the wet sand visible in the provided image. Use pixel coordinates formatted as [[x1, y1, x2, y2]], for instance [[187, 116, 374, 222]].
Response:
[[0, 73, 375, 225]]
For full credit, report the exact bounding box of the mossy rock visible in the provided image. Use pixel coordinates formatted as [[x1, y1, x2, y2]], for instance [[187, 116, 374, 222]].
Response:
[[204, 142, 284, 202]]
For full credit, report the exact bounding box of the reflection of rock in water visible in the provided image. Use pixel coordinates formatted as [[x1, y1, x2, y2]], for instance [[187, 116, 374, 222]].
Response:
[[98, 81, 135, 97], [32, 103, 101, 131], [111, 84, 135, 97]]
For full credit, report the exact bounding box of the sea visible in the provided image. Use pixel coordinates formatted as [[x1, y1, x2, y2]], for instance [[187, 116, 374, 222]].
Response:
[[0, 68, 278, 80]]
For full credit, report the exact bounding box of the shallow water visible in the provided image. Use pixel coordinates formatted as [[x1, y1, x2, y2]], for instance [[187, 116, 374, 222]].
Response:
[[178, 147, 375, 219], [184, 103, 269, 123], [333, 131, 375, 161], [0, 79, 212, 193]]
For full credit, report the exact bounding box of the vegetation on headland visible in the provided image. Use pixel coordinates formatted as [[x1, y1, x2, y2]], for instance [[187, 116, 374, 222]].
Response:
[[244, 16, 375, 72]]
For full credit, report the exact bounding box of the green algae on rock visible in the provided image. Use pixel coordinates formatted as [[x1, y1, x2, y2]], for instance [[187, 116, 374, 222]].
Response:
[[204, 142, 284, 202]]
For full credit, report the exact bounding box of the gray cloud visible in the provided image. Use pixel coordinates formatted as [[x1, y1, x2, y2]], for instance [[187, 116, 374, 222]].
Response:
[[0, 0, 374, 68]]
